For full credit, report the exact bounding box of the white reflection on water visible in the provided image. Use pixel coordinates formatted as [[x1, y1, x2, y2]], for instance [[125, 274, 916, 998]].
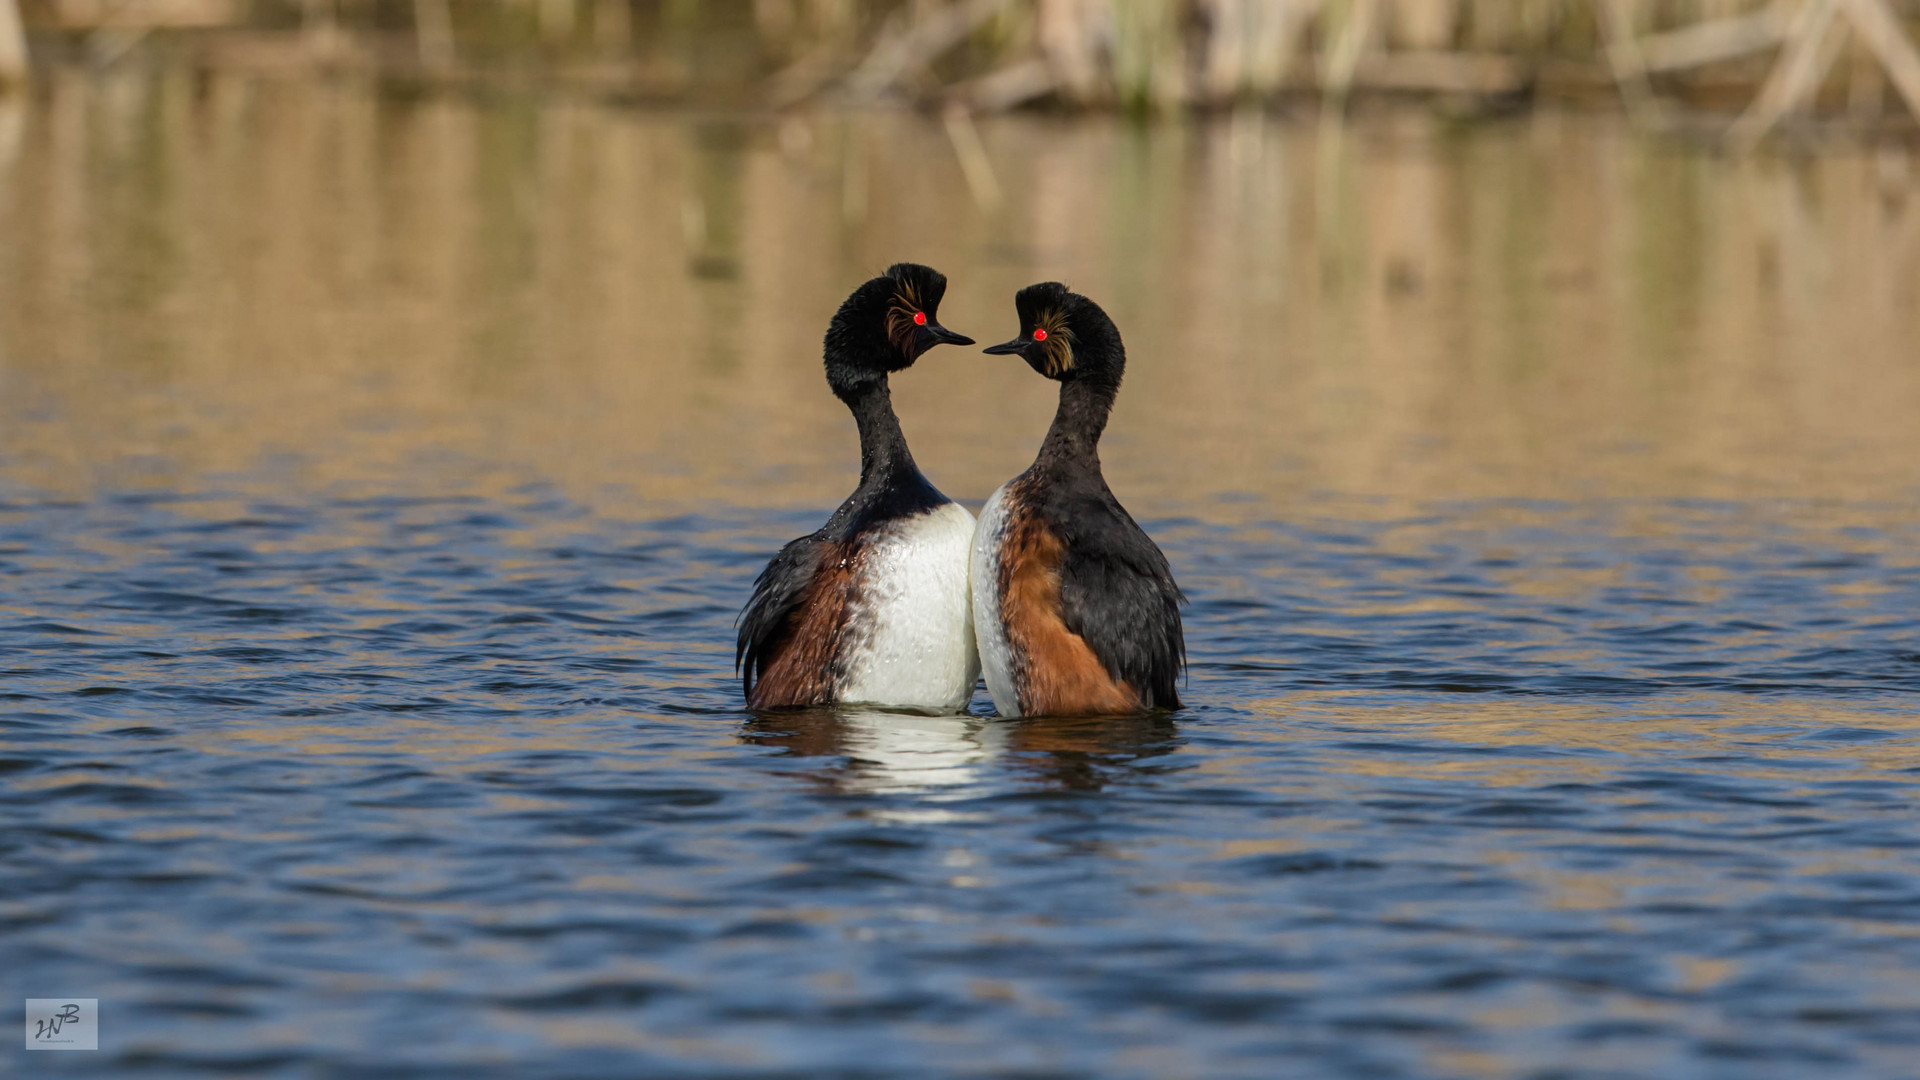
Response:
[[833, 709, 1008, 798], [743, 706, 1186, 800], [741, 707, 1009, 806]]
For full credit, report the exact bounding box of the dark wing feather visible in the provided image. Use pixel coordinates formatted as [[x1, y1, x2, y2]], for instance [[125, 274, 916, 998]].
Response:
[[736, 533, 825, 698], [1054, 501, 1187, 709]]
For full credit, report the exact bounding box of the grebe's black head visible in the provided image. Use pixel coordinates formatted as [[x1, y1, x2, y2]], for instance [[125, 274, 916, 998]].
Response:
[[823, 263, 973, 401], [981, 282, 1123, 387]]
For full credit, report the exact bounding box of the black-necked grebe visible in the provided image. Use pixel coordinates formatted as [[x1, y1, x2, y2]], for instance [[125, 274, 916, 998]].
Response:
[[971, 282, 1185, 717], [737, 263, 980, 712]]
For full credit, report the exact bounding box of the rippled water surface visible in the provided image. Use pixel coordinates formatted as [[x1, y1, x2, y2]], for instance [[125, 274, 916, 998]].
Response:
[[4, 75, 1920, 1078]]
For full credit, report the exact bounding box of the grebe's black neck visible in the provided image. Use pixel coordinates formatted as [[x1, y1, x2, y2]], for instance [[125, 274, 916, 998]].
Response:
[[820, 375, 947, 534], [1036, 375, 1117, 475], [845, 377, 918, 488]]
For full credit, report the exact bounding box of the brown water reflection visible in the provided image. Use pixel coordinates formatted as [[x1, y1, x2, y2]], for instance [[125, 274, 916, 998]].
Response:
[[4, 71, 1919, 517]]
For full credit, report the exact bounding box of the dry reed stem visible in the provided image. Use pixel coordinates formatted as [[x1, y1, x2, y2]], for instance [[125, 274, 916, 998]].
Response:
[[1731, 0, 1840, 145], [1839, 0, 1920, 123], [1634, 6, 1791, 71], [942, 101, 1003, 208], [1598, 0, 1661, 125], [769, 39, 858, 108], [1323, 0, 1381, 108], [846, 0, 1017, 100], [953, 57, 1056, 109], [1038, 0, 1103, 102], [0, 0, 24, 87], [1849, 31, 1888, 110]]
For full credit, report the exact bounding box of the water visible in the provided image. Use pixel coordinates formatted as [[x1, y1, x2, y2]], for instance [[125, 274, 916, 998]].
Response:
[[4, 73, 1920, 1078]]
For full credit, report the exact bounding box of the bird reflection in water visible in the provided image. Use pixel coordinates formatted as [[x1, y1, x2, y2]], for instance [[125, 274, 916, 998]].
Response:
[[740, 708, 1182, 794]]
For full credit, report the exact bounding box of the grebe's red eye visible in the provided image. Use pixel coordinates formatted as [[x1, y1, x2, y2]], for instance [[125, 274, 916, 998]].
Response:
[[913, 311, 927, 326], [1032, 328, 1048, 341]]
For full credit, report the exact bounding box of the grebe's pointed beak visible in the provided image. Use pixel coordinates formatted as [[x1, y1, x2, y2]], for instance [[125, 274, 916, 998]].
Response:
[[981, 338, 1026, 355], [926, 323, 974, 347]]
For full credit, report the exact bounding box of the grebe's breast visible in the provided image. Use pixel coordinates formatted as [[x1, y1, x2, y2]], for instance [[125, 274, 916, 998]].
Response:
[[835, 499, 980, 712]]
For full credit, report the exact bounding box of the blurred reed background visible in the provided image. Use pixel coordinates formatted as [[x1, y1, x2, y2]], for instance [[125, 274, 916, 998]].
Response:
[[5, 70, 1919, 517], [5, 1, 1920, 140]]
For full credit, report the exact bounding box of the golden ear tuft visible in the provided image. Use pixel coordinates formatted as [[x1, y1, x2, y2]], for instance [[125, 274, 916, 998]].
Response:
[[886, 279, 924, 355], [1034, 309, 1075, 376]]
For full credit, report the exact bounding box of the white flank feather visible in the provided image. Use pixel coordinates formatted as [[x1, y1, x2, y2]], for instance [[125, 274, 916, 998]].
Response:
[[969, 484, 1021, 718], [835, 501, 981, 712]]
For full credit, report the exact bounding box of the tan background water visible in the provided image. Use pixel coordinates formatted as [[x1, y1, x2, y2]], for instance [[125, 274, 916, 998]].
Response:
[[6, 72, 1919, 518]]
